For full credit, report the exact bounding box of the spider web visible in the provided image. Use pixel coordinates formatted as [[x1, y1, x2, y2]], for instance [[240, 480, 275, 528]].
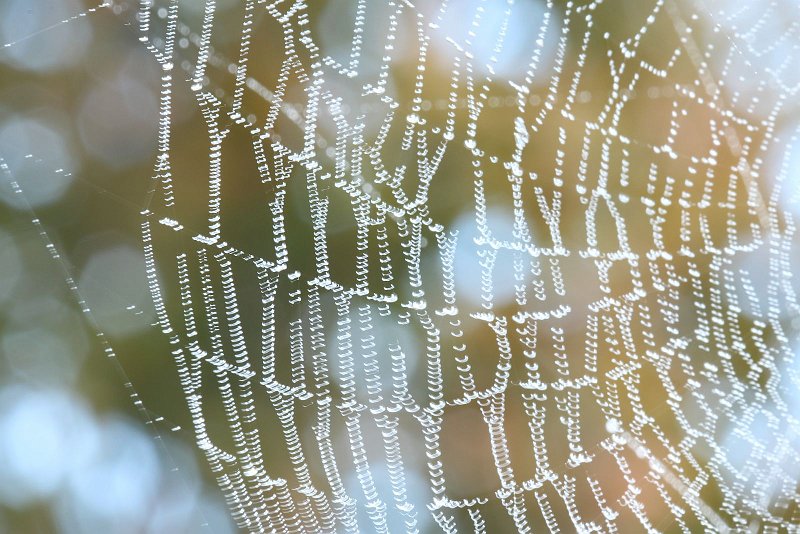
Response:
[[10, 0, 800, 531]]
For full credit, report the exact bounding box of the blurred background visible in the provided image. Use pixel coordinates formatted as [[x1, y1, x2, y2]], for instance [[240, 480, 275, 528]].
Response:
[[1, 0, 800, 532], [0, 0, 238, 531]]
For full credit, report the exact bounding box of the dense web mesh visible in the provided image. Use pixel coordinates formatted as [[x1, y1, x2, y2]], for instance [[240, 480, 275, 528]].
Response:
[[7, 0, 800, 531]]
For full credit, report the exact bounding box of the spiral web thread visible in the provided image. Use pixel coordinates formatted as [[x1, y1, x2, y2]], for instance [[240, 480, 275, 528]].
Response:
[[12, 0, 800, 531]]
